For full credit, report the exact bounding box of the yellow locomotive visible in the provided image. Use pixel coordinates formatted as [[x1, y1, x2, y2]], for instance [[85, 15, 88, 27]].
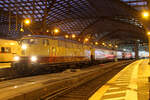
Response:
[[14, 35, 92, 64]]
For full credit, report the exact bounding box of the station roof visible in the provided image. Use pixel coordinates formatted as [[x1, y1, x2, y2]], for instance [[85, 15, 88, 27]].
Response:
[[0, 0, 147, 47]]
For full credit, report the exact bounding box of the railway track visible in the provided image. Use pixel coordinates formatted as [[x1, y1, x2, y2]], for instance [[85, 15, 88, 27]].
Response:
[[0, 60, 129, 82], [41, 60, 133, 100]]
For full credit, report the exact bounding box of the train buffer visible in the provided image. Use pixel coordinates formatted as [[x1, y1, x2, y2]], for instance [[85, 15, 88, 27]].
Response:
[[89, 59, 149, 100]]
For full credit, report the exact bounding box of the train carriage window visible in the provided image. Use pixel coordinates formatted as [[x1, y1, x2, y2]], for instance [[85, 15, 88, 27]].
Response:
[[1, 47, 11, 53], [43, 39, 49, 46], [5, 47, 11, 53], [1, 47, 5, 53]]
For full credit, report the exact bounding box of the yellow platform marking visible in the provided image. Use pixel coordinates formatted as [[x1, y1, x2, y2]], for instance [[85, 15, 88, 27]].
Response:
[[125, 60, 140, 100], [89, 60, 143, 100], [104, 90, 126, 95], [103, 96, 125, 100]]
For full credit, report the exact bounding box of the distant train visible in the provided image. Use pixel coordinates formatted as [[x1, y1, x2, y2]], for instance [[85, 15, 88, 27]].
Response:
[[0, 35, 135, 72], [0, 39, 20, 63], [11, 35, 134, 71]]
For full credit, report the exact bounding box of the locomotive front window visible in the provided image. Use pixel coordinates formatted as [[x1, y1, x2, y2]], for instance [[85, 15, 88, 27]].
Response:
[[21, 39, 39, 45], [21, 39, 29, 44], [29, 39, 38, 45]]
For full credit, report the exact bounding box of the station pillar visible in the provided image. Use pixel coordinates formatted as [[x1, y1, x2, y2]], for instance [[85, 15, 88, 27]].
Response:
[[134, 43, 139, 59]]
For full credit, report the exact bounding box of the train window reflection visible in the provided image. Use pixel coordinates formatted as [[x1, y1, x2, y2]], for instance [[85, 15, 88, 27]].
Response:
[[29, 39, 38, 44]]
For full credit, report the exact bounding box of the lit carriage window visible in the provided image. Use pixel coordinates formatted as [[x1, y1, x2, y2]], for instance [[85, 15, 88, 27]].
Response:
[[5, 47, 11, 53]]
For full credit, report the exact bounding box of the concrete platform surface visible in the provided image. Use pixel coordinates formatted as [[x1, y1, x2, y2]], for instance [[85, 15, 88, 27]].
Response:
[[89, 59, 150, 100]]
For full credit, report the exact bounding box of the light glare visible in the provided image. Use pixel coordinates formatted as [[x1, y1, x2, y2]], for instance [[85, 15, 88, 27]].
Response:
[[31, 56, 37, 62], [14, 56, 20, 61], [54, 29, 59, 33], [147, 32, 150, 36], [65, 35, 69, 38], [24, 19, 31, 25], [85, 38, 89, 42], [72, 34, 76, 38], [22, 44, 27, 50], [142, 11, 149, 19]]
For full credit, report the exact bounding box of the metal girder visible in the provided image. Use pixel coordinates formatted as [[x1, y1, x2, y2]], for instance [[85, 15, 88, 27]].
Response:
[[99, 29, 145, 42], [0, 0, 147, 43], [79, 16, 144, 36]]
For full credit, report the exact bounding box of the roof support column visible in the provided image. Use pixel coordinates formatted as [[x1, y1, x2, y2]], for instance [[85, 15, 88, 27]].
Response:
[[43, 0, 48, 33], [134, 43, 139, 59]]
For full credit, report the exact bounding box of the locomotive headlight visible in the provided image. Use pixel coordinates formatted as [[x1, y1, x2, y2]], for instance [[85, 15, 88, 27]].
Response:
[[14, 56, 20, 61], [31, 56, 37, 62], [22, 44, 27, 50]]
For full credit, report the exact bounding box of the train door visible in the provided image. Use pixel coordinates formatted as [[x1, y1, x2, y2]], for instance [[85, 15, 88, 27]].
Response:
[[42, 39, 50, 63], [42, 39, 50, 55], [49, 39, 57, 63], [90, 47, 95, 61]]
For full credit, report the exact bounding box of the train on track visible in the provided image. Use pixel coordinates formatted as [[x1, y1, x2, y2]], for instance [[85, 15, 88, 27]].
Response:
[[0, 35, 135, 73], [0, 39, 20, 68]]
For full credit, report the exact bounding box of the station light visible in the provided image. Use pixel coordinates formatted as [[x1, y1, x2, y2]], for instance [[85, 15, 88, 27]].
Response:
[[72, 34, 76, 38], [115, 45, 118, 48], [78, 38, 81, 41], [84, 38, 89, 42], [147, 31, 150, 36], [46, 30, 49, 33], [54, 28, 59, 33], [28, 34, 32, 36], [142, 11, 149, 19], [65, 34, 69, 38], [95, 42, 98, 45], [102, 42, 105, 46], [109, 44, 112, 47], [24, 18, 31, 25], [123, 49, 127, 51]]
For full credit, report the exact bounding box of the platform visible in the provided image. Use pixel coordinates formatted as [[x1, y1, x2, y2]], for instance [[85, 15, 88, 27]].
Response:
[[89, 59, 150, 100]]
